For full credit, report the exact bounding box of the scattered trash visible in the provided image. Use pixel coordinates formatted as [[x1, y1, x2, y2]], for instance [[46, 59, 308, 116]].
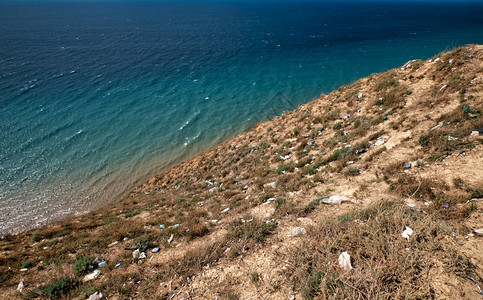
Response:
[[82, 270, 101, 283], [430, 122, 443, 131], [264, 182, 277, 188], [208, 187, 217, 193], [221, 207, 230, 213], [19, 268, 28, 272], [168, 234, 174, 244], [383, 116, 388, 120], [466, 274, 483, 295], [159, 224, 165, 229], [355, 148, 367, 154], [345, 114, 351, 119], [474, 228, 483, 236], [132, 249, 140, 259], [17, 281, 24, 293], [88, 292, 103, 300], [404, 162, 412, 169], [289, 295, 295, 300], [402, 226, 413, 240], [443, 203, 449, 209], [267, 197, 276, 202], [357, 93, 363, 99], [280, 155, 291, 160], [440, 84, 447, 91], [374, 138, 386, 146], [424, 201, 433, 207], [338, 251, 353, 271], [320, 195, 351, 205], [152, 247, 160, 253], [114, 262, 121, 268], [107, 241, 118, 247], [288, 227, 307, 237], [31, 287, 43, 296], [98, 261, 107, 268], [169, 224, 180, 229], [243, 182, 253, 190], [139, 252, 146, 259], [346, 161, 354, 165]]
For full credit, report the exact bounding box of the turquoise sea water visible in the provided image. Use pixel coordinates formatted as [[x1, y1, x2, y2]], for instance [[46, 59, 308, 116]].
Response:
[[1, 1, 483, 234]]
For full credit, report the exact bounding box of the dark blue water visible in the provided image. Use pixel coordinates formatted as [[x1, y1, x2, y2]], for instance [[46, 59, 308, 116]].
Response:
[[1, 1, 482, 234]]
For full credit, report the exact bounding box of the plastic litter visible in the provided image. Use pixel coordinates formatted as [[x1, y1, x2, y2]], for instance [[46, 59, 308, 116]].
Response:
[[152, 247, 160, 253], [132, 249, 140, 259], [88, 291, 103, 300], [168, 234, 174, 244], [320, 195, 351, 205], [208, 187, 217, 193], [466, 274, 483, 295], [221, 207, 230, 213], [82, 270, 101, 283], [17, 281, 24, 293], [288, 227, 306, 237], [355, 148, 367, 154], [264, 182, 277, 188], [98, 261, 107, 267], [169, 224, 180, 229], [114, 262, 121, 268], [473, 228, 483, 236], [159, 224, 165, 229], [139, 252, 146, 259], [402, 226, 413, 240], [338, 251, 353, 271], [404, 162, 412, 169]]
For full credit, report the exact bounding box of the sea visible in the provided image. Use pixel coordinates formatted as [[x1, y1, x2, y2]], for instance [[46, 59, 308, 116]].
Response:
[[1, 0, 483, 235]]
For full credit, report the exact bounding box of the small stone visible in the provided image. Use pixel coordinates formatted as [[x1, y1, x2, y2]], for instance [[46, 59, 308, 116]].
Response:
[[82, 270, 101, 283]]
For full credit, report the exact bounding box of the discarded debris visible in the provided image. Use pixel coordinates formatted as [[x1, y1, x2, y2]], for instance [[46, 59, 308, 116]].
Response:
[[466, 274, 483, 295], [374, 138, 386, 146], [402, 226, 413, 240], [355, 148, 367, 154], [98, 261, 107, 268], [169, 224, 180, 229], [17, 281, 24, 293], [288, 227, 307, 237], [88, 292, 103, 300], [139, 252, 147, 259], [168, 234, 174, 244], [264, 182, 277, 188], [82, 270, 101, 283], [404, 162, 412, 169], [338, 251, 352, 271], [132, 249, 140, 259], [152, 247, 160, 253], [474, 228, 483, 236], [108, 241, 118, 247], [221, 207, 230, 213], [319, 195, 351, 205], [208, 187, 217, 193], [159, 224, 165, 229]]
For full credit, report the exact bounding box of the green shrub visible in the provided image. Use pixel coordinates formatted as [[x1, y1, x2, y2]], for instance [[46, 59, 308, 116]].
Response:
[[274, 198, 286, 209], [419, 135, 429, 147], [73, 256, 95, 275], [333, 122, 342, 130], [42, 277, 79, 298]]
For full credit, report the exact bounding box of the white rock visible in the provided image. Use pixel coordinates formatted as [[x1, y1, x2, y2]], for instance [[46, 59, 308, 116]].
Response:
[[402, 226, 414, 240], [320, 195, 350, 205], [338, 251, 352, 271], [132, 249, 140, 259], [288, 227, 306, 237], [82, 270, 101, 282], [374, 138, 385, 146], [88, 291, 103, 300], [17, 281, 24, 293]]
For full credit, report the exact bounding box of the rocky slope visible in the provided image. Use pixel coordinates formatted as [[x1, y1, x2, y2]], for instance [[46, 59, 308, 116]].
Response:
[[1, 45, 482, 299]]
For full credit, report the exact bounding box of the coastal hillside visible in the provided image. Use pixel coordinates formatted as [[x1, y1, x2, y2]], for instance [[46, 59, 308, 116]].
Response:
[[1, 45, 482, 299]]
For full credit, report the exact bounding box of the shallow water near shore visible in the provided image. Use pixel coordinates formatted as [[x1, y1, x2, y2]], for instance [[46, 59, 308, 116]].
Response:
[[1, 1, 483, 235]]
